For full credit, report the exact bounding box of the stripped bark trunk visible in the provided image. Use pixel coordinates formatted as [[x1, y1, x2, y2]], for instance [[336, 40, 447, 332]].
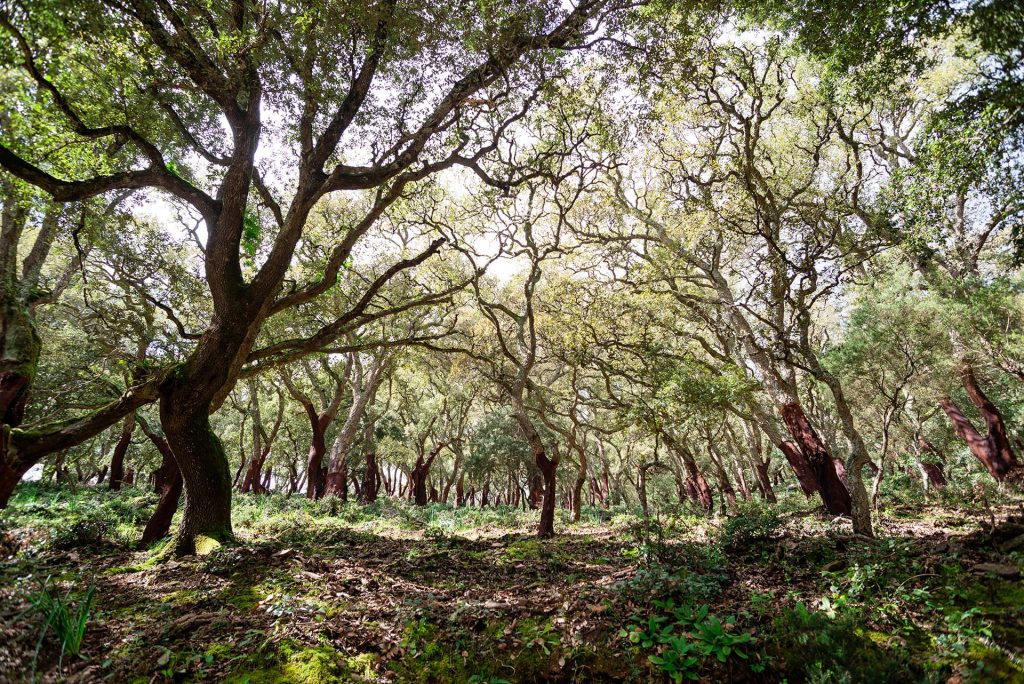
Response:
[[411, 442, 445, 506], [781, 403, 852, 515], [940, 364, 1022, 482], [107, 413, 136, 491], [139, 419, 183, 547]]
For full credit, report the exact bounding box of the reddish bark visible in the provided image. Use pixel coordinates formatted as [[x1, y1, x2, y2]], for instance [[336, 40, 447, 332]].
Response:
[[361, 452, 378, 504], [779, 441, 817, 496], [305, 408, 332, 499], [716, 468, 737, 508], [411, 443, 444, 506], [140, 427, 183, 547], [939, 364, 1022, 483], [780, 403, 852, 515], [0, 371, 29, 428], [683, 458, 713, 513], [916, 437, 947, 489], [684, 477, 699, 503], [241, 444, 273, 493], [832, 458, 848, 487], [324, 469, 348, 500], [108, 414, 136, 491], [536, 454, 558, 539], [754, 459, 777, 503], [527, 471, 544, 510]]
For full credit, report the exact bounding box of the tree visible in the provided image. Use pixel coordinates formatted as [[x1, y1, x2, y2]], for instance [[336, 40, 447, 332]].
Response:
[[0, 0, 625, 552]]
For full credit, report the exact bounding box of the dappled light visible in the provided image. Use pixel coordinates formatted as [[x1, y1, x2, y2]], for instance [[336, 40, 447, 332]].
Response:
[[1, 0, 1023, 681]]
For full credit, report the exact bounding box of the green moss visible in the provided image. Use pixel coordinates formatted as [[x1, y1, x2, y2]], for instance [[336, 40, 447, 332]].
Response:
[[344, 653, 376, 679], [195, 535, 223, 555], [162, 589, 206, 606], [226, 644, 351, 684], [964, 643, 1024, 682], [502, 539, 542, 561], [220, 585, 262, 611], [204, 641, 235, 661]]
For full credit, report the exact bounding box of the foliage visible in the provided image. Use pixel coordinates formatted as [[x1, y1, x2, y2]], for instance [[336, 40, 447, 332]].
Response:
[[620, 599, 762, 681], [25, 578, 97, 661], [717, 502, 785, 555]]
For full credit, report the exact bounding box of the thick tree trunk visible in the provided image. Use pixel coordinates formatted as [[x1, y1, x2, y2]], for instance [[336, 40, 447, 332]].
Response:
[[0, 459, 23, 508], [306, 412, 329, 499], [779, 440, 818, 496], [684, 458, 714, 513], [781, 402, 852, 515], [527, 471, 543, 510], [160, 400, 233, 555], [754, 460, 776, 502], [411, 443, 444, 506], [455, 471, 465, 506]]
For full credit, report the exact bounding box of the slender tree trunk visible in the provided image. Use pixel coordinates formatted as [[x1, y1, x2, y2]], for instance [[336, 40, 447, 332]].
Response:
[[107, 413, 136, 491], [361, 452, 378, 504], [916, 436, 947, 492], [139, 423, 183, 547], [572, 454, 586, 523], [537, 455, 557, 539], [638, 465, 650, 516]]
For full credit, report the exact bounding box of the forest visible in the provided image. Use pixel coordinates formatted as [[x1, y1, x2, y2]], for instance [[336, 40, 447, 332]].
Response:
[[0, 0, 1022, 682]]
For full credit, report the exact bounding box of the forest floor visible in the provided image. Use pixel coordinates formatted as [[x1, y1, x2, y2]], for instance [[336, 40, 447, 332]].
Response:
[[1, 485, 1023, 683]]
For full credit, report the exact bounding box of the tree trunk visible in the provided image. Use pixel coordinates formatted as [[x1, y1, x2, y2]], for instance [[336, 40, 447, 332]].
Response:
[[361, 452, 378, 504], [306, 411, 330, 499], [107, 414, 136, 490], [638, 465, 650, 516], [537, 454, 558, 539], [411, 443, 444, 506], [139, 423, 183, 547], [916, 436, 947, 492], [571, 455, 586, 523], [781, 402, 852, 515], [455, 471, 465, 506], [684, 459, 713, 513], [940, 364, 1023, 482], [527, 471, 543, 510], [160, 399, 233, 555]]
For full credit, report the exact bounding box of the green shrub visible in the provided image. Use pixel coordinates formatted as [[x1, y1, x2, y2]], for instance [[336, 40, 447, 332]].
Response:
[[717, 502, 783, 554], [768, 602, 924, 683], [620, 599, 763, 681]]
